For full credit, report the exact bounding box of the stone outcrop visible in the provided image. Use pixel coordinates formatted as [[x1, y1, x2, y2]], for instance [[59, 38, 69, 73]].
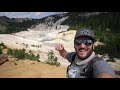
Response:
[[0, 54, 8, 65]]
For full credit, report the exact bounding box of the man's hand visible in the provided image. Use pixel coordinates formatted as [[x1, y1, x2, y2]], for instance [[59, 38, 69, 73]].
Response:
[[55, 44, 64, 51], [55, 44, 67, 59]]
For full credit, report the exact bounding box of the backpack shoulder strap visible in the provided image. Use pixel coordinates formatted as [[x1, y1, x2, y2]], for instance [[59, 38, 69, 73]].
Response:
[[87, 56, 103, 71], [66, 53, 76, 78], [71, 53, 76, 62], [82, 56, 103, 78]]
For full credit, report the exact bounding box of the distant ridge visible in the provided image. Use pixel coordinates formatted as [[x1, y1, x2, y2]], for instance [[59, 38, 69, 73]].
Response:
[[0, 12, 120, 34]]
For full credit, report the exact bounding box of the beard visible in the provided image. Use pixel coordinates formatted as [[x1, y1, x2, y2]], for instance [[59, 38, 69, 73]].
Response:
[[75, 46, 93, 60]]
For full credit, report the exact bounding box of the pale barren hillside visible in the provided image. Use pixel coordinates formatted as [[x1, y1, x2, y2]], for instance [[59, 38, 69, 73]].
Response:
[[0, 30, 77, 66]]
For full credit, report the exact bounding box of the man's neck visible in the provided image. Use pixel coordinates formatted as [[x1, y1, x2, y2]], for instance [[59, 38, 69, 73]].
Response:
[[75, 51, 95, 65]]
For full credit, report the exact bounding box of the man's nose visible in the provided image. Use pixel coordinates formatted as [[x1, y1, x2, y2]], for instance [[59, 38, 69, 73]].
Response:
[[79, 43, 86, 48]]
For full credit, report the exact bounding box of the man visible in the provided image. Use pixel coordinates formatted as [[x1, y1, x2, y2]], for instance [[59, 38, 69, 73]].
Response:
[[55, 28, 116, 78]]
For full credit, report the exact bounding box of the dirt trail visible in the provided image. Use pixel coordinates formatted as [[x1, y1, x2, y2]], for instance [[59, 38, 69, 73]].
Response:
[[0, 58, 67, 78]]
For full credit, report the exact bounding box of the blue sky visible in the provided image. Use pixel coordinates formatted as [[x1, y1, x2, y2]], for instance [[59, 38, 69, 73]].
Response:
[[0, 12, 66, 19]]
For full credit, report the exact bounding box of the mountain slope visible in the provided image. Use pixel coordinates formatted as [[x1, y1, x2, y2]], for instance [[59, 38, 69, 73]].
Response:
[[1, 12, 120, 34]]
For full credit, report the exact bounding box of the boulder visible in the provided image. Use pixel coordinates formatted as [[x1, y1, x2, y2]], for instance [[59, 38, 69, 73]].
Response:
[[0, 54, 8, 65]]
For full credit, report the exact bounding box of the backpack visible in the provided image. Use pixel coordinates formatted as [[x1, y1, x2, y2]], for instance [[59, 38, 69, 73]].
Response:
[[67, 53, 103, 78]]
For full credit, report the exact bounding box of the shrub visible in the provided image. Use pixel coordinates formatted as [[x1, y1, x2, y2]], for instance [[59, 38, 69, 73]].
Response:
[[46, 50, 60, 67], [7, 48, 40, 61], [94, 37, 120, 59], [26, 53, 40, 61], [7, 48, 14, 55], [0, 42, 7, 49], [13, 49, 26, 59]]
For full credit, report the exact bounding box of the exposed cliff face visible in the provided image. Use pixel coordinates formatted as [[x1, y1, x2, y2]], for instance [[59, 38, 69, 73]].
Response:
[[30, 16, 69, 31]]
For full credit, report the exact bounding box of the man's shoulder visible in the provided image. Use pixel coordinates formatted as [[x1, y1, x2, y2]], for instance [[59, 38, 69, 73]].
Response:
[[67, 52, 76, 58], [93, 56, 114, 71], [92, 56, 104, 62], [66, 52, 76, 62], [93, 57, 116, 77], [92, 56, 107, 66]]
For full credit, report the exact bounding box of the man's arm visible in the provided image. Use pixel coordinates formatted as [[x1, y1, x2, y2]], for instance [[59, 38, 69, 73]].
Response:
[[93, 60, 116, 78], [55, 44, 68, 59], [97, 72, 115, 78]]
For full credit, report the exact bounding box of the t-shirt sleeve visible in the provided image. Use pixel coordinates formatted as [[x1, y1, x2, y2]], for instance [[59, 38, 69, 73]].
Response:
[[93, 60, 116, 78], [66, 52, 76, 62]]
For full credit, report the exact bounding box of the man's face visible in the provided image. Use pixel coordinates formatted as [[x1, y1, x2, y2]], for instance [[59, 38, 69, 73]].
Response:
[[74, 36, 94, 60]]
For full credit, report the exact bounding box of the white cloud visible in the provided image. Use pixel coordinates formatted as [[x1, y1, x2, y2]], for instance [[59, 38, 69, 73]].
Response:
[[34, 12, 44, 16]]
